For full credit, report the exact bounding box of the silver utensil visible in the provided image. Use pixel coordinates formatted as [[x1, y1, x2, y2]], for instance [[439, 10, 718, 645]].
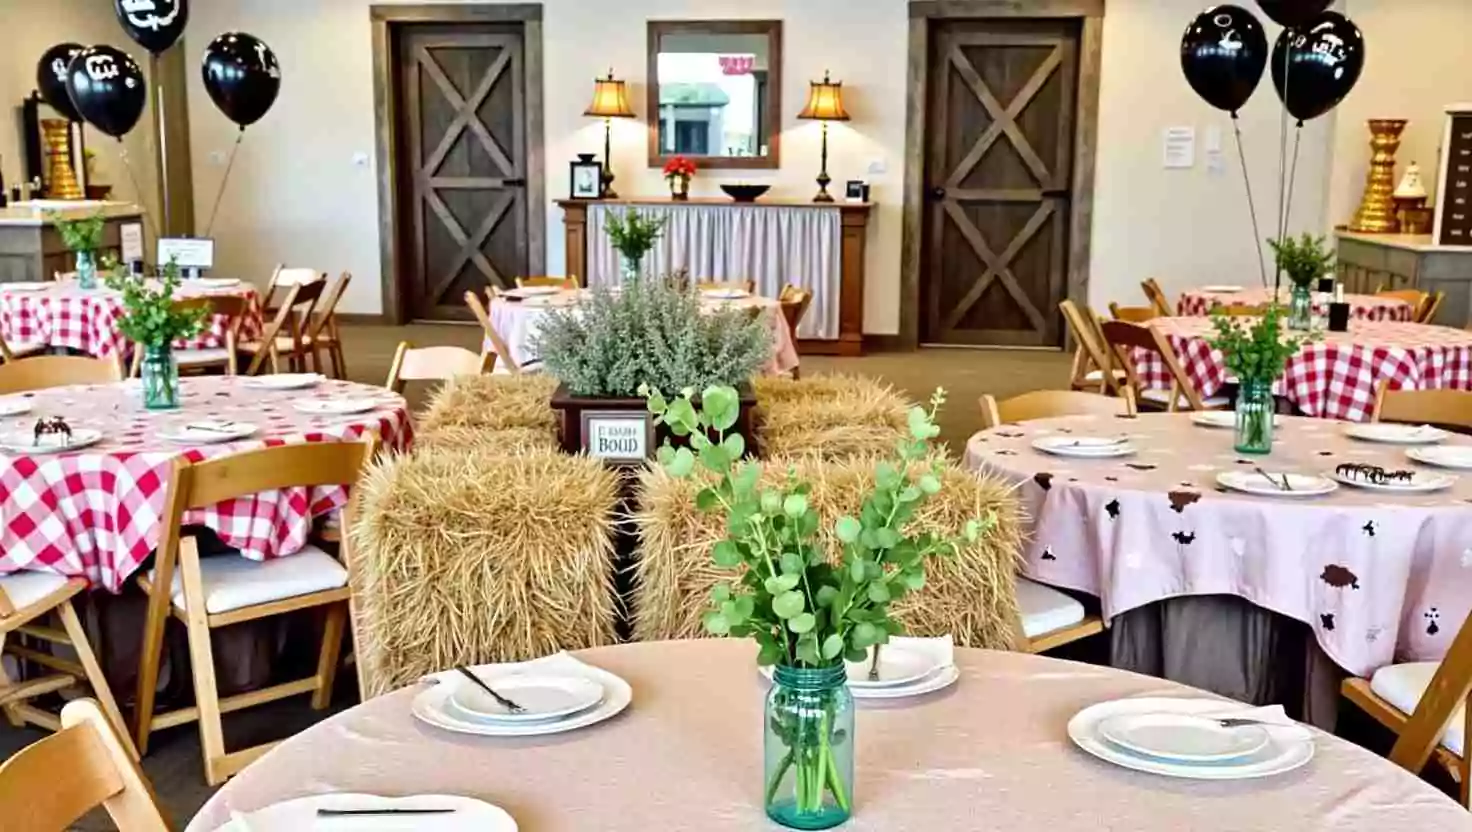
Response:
[[186, 422, 238, 435], [1216, 717, 1277, 728], [455, 666, 525, 714], [867, 646, 882, 682], [316, 808, 457, 817], [1254, 467, 1292, 491]]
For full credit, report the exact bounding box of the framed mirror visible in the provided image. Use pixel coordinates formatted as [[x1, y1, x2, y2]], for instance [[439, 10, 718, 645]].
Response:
[[647, 20, 782, 170]]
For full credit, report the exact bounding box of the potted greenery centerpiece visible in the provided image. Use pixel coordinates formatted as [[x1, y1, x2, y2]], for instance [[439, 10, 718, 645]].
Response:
[[105, 257, 208, 410], [605, 209, 667, 281], [641, 384, 988, 829], [46, 210, 105, 290], [1268, 233, 1335, 331], [1206, 303, 1316, 454]]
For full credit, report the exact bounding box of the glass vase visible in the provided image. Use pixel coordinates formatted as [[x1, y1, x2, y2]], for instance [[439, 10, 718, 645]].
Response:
[[765, 665, 854, 830], [1234, 378, 1274, 455], [76, 251, 97, 290], [140, 344, 180, 411], [620, 254, 642, 283], [1288, 283, 1313, 330]]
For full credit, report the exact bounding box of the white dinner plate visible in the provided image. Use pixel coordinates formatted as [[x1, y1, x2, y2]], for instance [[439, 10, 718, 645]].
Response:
[[1069, 697, 1314, 781], [0, 399, 32, 417], [216, 793, 517, 832], [412, 666, 631, 738], [1330, 468, 1457, 493], [503, 286, 563, 299], [759, 662, 961, 701], [1216, 470, 1338, 497], [845, 645, 941, 689], [0, 428, 103, 454], [294, 398, 379, 416], [1200, 285, 1245, 293], [0, 282, 49, 293], [244, 373, 322, 391], [1031, 435, 1136, 458], [1344, 423, 1449, 445], [186, 277, 241, 289], [701, 288, 751, 300], [1407, 445, 1472, 471], [1097, 712, 1270, 764], [157, 421, 257, 445], [448, 673, 605, 723], [1190, 411, 1280, 430]]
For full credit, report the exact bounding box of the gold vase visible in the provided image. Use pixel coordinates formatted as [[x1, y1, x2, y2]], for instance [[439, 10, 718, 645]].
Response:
[[1349, 119, 1408, 234], [40, 119, 84, 201]]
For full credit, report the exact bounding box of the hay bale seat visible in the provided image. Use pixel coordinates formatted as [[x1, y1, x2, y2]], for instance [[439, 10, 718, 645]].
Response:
[[632, 455, 1026, 650], [752, 375, 910, 460], [349, 448, 621, 697], [418, 373, 561, 439], [414, 425, 560, 455]]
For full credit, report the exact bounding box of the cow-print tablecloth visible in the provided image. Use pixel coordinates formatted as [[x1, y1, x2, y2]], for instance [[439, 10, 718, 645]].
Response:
[[965, 413, 1472, 677]]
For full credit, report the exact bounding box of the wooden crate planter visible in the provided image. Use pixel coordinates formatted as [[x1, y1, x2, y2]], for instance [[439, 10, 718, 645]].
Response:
[[551, 382, 760, 464]]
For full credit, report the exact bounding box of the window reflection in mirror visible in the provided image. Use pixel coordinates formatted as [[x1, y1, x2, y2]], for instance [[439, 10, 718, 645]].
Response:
[[648, 21, 781, 170]]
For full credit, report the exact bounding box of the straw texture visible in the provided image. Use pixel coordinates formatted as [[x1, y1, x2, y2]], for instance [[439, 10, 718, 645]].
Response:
[[414, 425, 560, 455], [350, 448, 621, 697], [418, 373, 560, 436], [752, 375, 910, 460], [632, 455, 1026, 650]]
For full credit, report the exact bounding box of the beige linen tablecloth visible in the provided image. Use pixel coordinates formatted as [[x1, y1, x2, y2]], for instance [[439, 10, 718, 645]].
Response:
[[187, 640, 1470, 831]]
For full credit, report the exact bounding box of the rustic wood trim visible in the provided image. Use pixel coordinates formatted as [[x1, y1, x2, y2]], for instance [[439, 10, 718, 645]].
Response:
[[899, 0, 1104, 349], [150, 43, 195, 236], [370, 2, 546, 323], [646, 19, 782, 171]]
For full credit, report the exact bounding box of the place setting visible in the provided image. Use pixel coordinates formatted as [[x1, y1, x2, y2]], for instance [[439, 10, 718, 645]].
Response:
[[1032, 434, 1137, 459], [219, 794, 518, 831], [410, 651, 632, 739], [1343, 423, 1450, 445], [1216, 468, 1339, 498], [1331, 462, 1457, 494], [243, 372, 324, 391], [157, 420, 259, 445], [293, 397, 385, 416], [0, 416, 104, 455]]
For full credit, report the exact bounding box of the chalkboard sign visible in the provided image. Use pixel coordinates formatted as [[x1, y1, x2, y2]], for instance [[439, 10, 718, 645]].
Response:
[[1433, 106, 1472, 248]]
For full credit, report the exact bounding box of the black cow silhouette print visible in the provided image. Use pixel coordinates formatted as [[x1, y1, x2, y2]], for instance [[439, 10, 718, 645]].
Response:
[[1104, 476, 1119, 483], [1041, 546, 1057, 561], [1068, 477, 1079, 483], [1236, 459, 1255, 466], [1034, 473, 1054, 491], [1056, 428, 1073, 435], [996, 431, 1024, 439], [1172, 531, 1197, 546], [1318, 450, 1334, 457], [1320, 613, 1335, 631], [1167, 491, 1201, 514], [1125, 463, 1157, 472], [1115, 414, 1138, 420], [996, 450, 1018, 456], [1105, 499, 1121, 519], [1319, 565, 1360, 590], [1426, 608, 1441, 636], [1362, 520, 1377, 538]]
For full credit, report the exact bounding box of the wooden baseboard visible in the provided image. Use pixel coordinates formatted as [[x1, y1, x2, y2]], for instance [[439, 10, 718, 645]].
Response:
[[336, 313, 390, 325]]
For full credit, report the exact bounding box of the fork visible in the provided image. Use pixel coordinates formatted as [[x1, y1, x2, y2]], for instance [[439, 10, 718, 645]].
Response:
[[1254, 466, 1292, 492], [455, 666, 525, 714]]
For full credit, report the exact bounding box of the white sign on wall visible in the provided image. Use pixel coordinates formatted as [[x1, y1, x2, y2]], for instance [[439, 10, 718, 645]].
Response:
[[583, 412, 652, 464], [1163, 126, 1197, 170]]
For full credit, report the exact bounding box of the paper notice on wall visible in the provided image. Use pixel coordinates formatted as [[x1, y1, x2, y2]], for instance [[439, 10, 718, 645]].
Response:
[[1163, 127, 1196, 169], [120, 223, 144, 263]]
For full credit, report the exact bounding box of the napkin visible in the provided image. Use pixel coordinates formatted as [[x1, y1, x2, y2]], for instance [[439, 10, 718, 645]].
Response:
[[1180, 703, 1313, 745], [420, 651, 601, 687], [881, 635, 955, 670]]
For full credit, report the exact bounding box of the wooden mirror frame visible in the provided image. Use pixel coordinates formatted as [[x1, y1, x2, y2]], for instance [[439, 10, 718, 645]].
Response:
[[646, 19, 783, 171]]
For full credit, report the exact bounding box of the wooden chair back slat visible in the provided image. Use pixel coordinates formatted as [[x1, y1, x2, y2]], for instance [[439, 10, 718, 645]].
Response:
[[698, 280, 757, 294], [1420, 291, 1445, 324], [516, 276, 578, 289], [1373, 383, 1472, 430], [246, 278, 327, 375], [169, 439, 377, 512], [1213, 303, 1269, 317], [1100, 319, 1206, 412], [0, 356, 121, 395], [1108, 303, 1158, 324], [468, 289, 522, 372], [981, 389, 1136, 428], [1141, 278, 1173, 317], [307, 272, 352, 341], [778, 286, 814, 336], [1386, 610, 1472, 782], [385, 343, 492, 392], [1059, 300, 1118, 393]]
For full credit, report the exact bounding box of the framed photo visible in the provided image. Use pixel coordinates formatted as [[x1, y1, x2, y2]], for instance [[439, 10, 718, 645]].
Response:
[[844, 180, 871, 203], [570, 160, 604, 200], [580, 410, 654, 466]]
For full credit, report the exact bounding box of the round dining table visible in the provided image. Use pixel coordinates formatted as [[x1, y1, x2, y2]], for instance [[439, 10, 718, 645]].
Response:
[[1177, 287, 1415, 322], [186, 640, 1471, 831], [0, 376, 412, 592], [1136, 317, 1472, 421], [0, 278, 264, 359]]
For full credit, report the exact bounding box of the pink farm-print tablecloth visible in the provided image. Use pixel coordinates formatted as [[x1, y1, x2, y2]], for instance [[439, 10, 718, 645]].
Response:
[[1177, 287, 1415, 322], [1136, 317, 1472, 421], [0, 377, 412, 592], [965, 413, 1472, 677], [0, 279, 264, 359]]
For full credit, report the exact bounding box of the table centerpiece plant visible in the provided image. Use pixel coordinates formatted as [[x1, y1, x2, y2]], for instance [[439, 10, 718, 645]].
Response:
[[1269, 233, 1335, 331], [46, 209, 105, 290], [641, 383, 991, 830], [605, 209, 668, 281], [104, 257, 207, 410], [1206, 303, 1316, 455], [663, 155, 697, 201]]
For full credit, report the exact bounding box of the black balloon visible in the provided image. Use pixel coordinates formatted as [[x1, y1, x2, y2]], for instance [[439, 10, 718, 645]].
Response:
[[37, 43, 86, 122], [1181, 5, 1268, 115], [1271, 12, 1365, 123], [202, 33, 281, 128], [65, 45, 147, 139], [1257, 0, 1332, 28], [114, 0, 188, 55]]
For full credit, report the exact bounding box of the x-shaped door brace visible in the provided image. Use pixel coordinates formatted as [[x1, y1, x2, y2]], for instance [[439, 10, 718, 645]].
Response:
[[944, 43, 1063, 191], [941, 200, 1055, 334]]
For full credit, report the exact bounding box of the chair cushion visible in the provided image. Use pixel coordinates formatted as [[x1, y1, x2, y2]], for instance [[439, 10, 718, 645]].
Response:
[[149, 546, 347, 615], [1140, 389, 1231, 409], [0, 571, 70, 613], [1370, 662, 1464, 757], [1016, 577, 1087, 639], [175, 348, 233, 367]]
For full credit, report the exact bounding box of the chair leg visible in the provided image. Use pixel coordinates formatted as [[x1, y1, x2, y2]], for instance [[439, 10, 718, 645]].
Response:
[[56, 599, 138, 761], [132, 585, 172, 756], [0, 633, 24, 728], [330, 342, 347, 380], [312, 603, 348, 710]]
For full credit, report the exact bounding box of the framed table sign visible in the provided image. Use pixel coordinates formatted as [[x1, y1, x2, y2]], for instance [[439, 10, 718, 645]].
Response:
[[582, 410, 654, 465], [1433, 105, 1472, 248]]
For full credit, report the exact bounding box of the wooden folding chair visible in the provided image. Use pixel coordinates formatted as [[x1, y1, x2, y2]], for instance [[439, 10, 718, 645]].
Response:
[[1377, 288, 1430, 316], [131, 439, 377, 785], [239, 278, 326, 376], [698, 279, 757, 294], [1420, 291, 1446, 324], [1141, 278, 1173, 317], [980, 388, 1136, 428], [385, 342, 493, 394], [302, 272, 352, 379], [1100, 319, 1228, 412], [1342, 608, 1472, 807], [0, 699, 169, 831], [128, 296, 247, 378], [1212, 303, 1270, 317], [516, 276, 578, 289], [465, 289, 525, 373], [0, 355, 121, 394], [1, 573, 133, 759], [1372, 382, 1472, 430], [1108, 302, 1159, 324], [0, 332, 46, 363], [1059, 300, 1124, 394], [261, 266, 325, 316]]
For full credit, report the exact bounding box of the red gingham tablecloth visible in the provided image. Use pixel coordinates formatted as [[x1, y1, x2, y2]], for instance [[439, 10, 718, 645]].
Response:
[[1177, 287, 1414, 322], [0, 279, 265, 359], [1134, 317, 1472, 421], [0, 377, 412, 592]]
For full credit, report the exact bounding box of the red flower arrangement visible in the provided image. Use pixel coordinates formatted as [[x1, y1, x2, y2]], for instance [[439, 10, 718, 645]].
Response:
[[663, 156, 697, 180]]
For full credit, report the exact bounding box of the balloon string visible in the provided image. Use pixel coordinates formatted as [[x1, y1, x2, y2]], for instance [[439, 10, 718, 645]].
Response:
[[1274, 36, 1292, 296], [1282, 125, 1304, 243], [204, 131, 245, 238], [117, 141, 158, 243], [1231, 115, 1270, 290]]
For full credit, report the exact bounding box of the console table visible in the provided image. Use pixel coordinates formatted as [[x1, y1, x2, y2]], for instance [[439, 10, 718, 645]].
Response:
[[0, 202, 142, 284], [1335, 231, 1472, 327], [556, 198, 874, 356]]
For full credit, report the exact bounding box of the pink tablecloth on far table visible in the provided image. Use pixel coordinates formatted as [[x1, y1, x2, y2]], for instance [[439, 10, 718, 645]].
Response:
[[0, 377, 412, 592], [1177, 287, 1414, 322], [186, 641, 1472, 832], [1136, 317, 1472, 421], [0, 278, 264, 359], [964, 413, 1472, 677]]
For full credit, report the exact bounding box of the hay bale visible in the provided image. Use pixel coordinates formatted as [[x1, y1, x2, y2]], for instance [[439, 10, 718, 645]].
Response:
[[418, 373, 560, 435], [415, 425, 559, 455], [350, 447, 621, 696], [753, 374, 910, 460], [632, 455, 1026, 650]]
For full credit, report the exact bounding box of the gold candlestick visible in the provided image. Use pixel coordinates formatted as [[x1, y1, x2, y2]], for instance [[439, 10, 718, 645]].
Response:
[[40, 119, 84, 201], [1349, 119, 1408, 233]]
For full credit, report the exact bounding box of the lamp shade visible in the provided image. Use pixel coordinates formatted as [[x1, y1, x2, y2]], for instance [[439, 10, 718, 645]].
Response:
[[584, 71, 635, 119], [797, 71, 850, 122]]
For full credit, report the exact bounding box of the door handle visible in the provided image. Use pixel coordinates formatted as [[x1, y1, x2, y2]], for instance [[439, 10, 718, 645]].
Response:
[[930, 186, 947, 200], [500, 178, 526, 187]]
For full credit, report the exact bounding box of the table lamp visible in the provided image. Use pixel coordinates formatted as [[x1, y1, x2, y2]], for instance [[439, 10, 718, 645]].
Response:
[[584, 69, 636, 199], [797, 70, 851, 203]]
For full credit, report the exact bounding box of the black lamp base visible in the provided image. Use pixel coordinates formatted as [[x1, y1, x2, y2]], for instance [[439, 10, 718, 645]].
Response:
[[813, 172, 834, 204]]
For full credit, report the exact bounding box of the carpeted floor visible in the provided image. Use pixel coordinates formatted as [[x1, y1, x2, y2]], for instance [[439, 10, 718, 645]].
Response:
[[0, 330, 1074, 829]]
